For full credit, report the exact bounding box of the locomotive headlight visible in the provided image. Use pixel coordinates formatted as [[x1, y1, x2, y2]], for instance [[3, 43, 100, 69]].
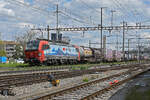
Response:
[[38, 53, 42, 56]]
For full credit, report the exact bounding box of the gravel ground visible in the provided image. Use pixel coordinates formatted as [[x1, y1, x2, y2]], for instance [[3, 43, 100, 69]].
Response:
[[87, 69, 147, 100], [0, 69, 128, 100], [52, 75, 128, 100], [94, 83, 126, 100]]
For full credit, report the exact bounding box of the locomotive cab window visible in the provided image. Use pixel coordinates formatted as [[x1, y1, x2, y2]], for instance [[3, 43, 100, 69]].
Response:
[[42, 44, 49, 50], [26, 40, 40, 50]]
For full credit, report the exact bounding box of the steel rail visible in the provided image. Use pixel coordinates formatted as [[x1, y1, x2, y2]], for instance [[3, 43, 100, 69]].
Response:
[[30, 66, 142, 100], [0, 64, 145, 92], [0, 64, 135, 80], [80, 68, 149, 100], [0, 63, 141, 75], [0, 66, 70, 75]]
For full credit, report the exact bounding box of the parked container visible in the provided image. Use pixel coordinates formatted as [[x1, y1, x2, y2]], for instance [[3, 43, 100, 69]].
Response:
[[0, 56, 7, 63]]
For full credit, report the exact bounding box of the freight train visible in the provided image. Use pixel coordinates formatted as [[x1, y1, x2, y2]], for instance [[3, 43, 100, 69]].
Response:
[[24, 39, 102, 65]]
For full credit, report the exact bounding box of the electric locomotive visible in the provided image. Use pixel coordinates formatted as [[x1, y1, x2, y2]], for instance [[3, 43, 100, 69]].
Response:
[[25, 39, 81, 65]]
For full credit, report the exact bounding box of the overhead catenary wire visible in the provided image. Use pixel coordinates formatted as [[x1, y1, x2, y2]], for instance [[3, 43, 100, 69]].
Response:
[[34, 0, 56, 10], [2, 0, 150, 44], [2, 0, 55, 29], [79, 0, 108, 18], [34, 0, 97, 26], [113, 0, 138, 22], [6, 0, 55, 17], [79, 0, 104, 14], [111, 0, 132, 21], [60, 7, 97, 25], [60, 11, 96, 25], [0, 13, 32, 24], [58, 15, 84, 27]]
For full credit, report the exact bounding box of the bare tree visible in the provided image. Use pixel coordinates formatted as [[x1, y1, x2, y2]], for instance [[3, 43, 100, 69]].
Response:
[[15, 30, 39, 48], [14, 30, 39, 59]]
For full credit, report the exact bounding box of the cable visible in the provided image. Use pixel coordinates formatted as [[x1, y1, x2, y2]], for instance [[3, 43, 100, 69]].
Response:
[[116, 0, 147, 23], [6, 0, 54, 17], [111, 0, 133, 21], [79, 0, 107, 18], [59, 15, 84, 27], [42, 0, 98, 25], [140, 19, 150, 24], [60, 7, 97, 25], [80, 0, 101, 14], [34, 0, 98, 26], [114, 0, 138, 21], [60, 11, 95, 25], [0, 13, 31, 23]]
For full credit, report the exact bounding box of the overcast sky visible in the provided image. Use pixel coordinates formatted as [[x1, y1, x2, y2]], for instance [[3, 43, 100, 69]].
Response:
[[1, 0, 150, 50]]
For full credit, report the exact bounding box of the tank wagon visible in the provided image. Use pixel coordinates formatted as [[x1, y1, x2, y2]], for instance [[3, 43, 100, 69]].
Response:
[[80, 46, 101, 63]]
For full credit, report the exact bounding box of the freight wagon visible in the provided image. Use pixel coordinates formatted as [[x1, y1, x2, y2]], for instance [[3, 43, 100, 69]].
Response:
[[105, 49, 123, 62]]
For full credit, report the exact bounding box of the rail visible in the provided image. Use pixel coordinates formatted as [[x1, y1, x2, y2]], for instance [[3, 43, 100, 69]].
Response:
[[30, 65, 148, 100]]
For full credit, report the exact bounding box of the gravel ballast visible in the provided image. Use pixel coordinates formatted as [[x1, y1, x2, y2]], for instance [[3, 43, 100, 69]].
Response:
[[0, 69, 128, 100]]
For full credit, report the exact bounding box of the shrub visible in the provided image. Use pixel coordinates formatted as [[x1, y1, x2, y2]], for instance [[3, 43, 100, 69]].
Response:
[[80, 66, 87, 70], [83, 78, 89, 82]]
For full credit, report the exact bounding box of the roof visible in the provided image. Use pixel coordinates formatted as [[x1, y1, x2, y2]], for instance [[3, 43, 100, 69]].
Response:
[[0, 41, 19, 45]]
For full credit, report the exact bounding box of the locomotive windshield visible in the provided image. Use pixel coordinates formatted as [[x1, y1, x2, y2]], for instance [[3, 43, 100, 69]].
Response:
[[25, 40, 40, 50]]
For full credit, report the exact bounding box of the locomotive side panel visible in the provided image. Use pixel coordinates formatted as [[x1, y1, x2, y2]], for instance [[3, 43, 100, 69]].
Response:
[[74, 45, 84, 61], [43, 44, 79, 63]]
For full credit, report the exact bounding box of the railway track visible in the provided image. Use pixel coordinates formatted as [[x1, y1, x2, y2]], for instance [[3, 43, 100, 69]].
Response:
[[0, 62, 142, 75], [0, 64, 147, 95], [80, 68, 148, 100], [30, 65, 149, 100], [0, 66, 70, 75]]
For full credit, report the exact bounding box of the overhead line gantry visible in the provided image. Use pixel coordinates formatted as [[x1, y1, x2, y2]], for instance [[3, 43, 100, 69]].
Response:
[[31, 24, 150, 60], [32, 25, 150, 31]]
